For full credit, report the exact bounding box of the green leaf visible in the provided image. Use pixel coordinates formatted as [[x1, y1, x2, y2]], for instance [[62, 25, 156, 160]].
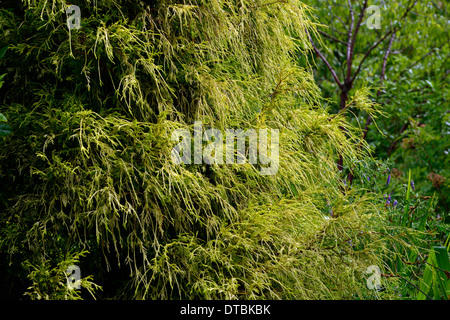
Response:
[[0, 113, 11, 137], [0, 123, 12, 136], [0, 113, 7, 122], [0, 46, 8, 59], [417, 248, 437, 299], [0, 73, 5, 89], [417, 246, 450, 300], [433, 246, 450, 299], [425, 80, 434, 90]]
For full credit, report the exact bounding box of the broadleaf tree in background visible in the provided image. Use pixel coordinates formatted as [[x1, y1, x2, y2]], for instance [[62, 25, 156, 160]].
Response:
[[304, 0, 449, 299]]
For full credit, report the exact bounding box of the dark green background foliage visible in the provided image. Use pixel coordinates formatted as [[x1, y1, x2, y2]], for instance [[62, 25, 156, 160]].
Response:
[[305, 0, 449, 214], [303, 0, 449, 299], [0, 0, 448, 300]]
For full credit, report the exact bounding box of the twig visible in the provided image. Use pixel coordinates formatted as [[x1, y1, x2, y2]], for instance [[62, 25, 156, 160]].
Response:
[[350, 28, 398, 83], [347, 0, 368, 82], [346, 0, 355, 81], [361, 31, 395, 135], [380, 33, 395, 85], [308, 31, 343, 89], [317, 29, 346, 45], [351, 0, 417, 83], [364, 31, 395, 137], [425, 261, 450, 279], [383, 274, 434, 300]]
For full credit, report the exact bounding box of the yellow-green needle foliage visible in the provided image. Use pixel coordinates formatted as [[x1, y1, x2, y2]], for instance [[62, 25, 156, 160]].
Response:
[[0, 0, 415, 299]]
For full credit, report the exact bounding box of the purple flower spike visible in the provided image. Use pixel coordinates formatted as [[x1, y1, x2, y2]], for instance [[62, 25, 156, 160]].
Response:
[[393, 200, 398, 207], [411, 180, 415, 190], [386, 174, 391, 187]]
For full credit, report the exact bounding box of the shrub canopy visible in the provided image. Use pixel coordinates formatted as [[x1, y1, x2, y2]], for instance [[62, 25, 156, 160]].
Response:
[[0, 0, 410, 299]]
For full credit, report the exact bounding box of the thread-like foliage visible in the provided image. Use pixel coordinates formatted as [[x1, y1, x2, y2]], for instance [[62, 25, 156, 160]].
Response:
[[0, 0, 413, 299]]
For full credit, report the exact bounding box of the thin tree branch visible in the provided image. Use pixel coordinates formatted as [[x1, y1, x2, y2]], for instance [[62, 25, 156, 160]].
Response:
[[395, 274, 434, 300], [317, 29, 346, 45], [308, 31, 343, 89], [424, 261, 450, 279], [400, 0, 418, 20], [350, 28, 398, 84], [334, 14, 349, 32], [347, 0, 368, 82], [380, 33, 396, 87], [346, 0, 355, 82], [352, 0, 369, 49], [364, 32, 395, 138], [350, 0, 417, 83]]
